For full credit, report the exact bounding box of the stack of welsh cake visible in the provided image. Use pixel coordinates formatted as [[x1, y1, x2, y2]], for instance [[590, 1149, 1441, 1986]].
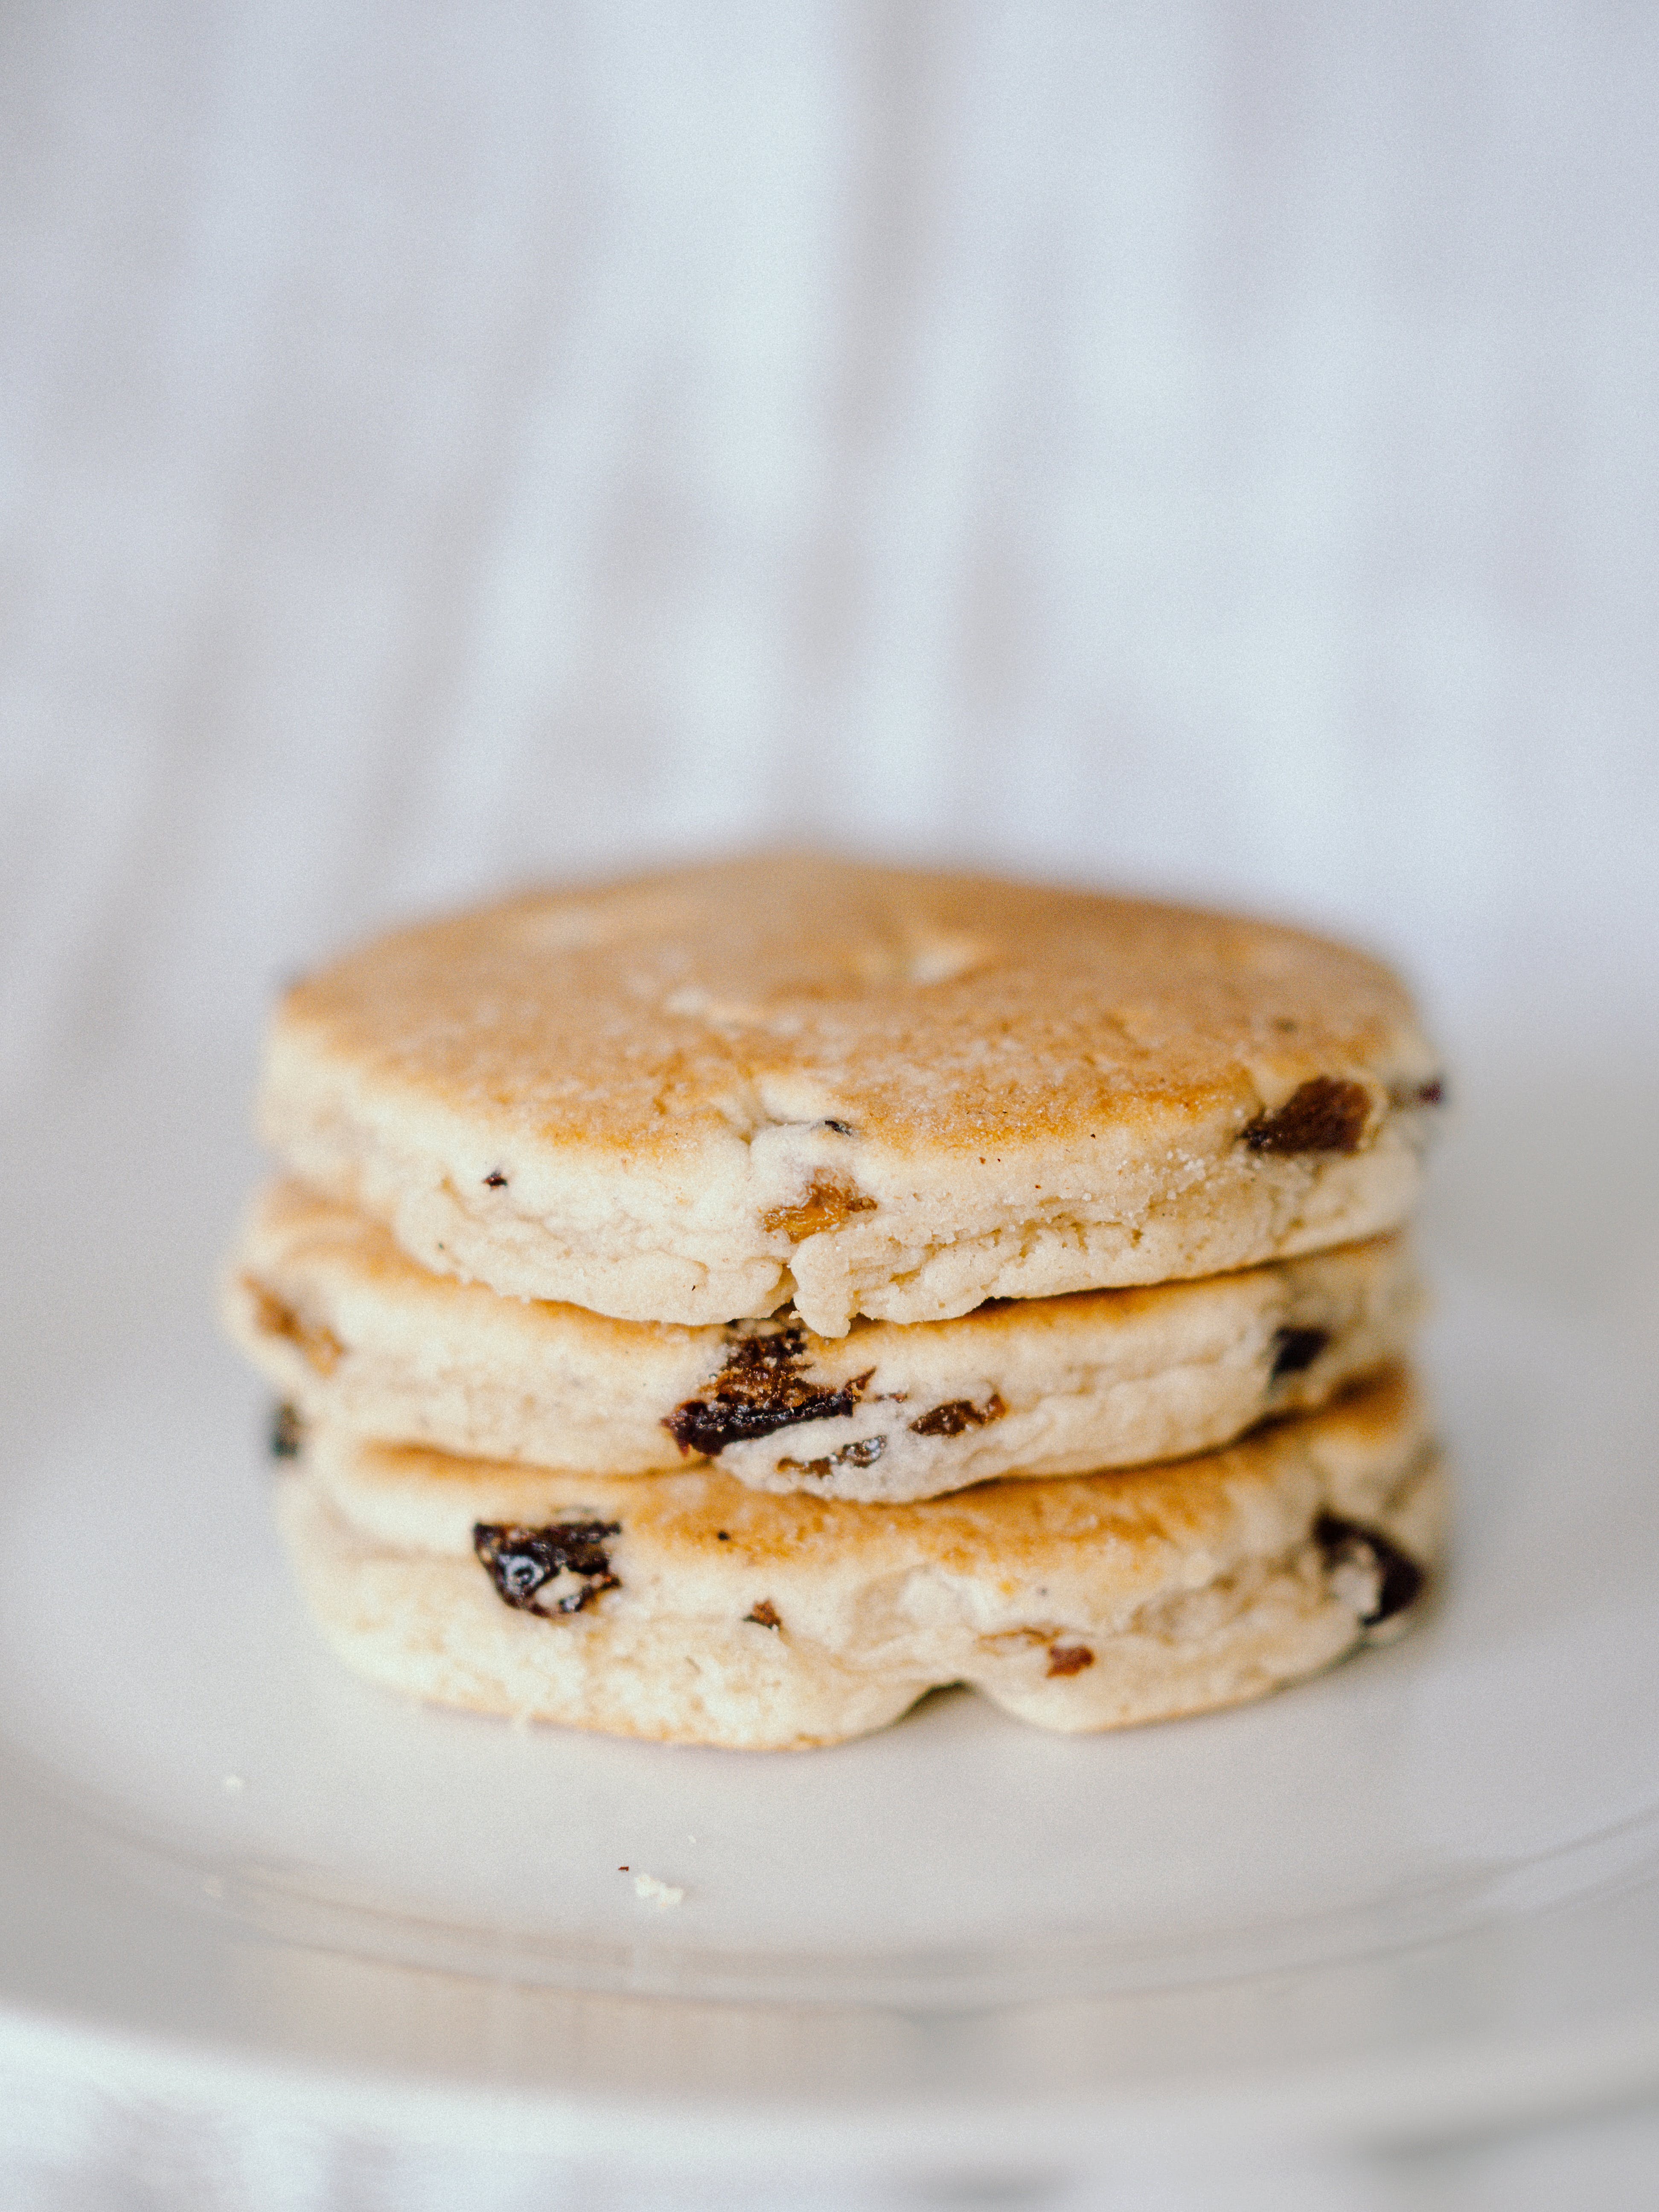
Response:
[[224, 857, 1445, 1749]]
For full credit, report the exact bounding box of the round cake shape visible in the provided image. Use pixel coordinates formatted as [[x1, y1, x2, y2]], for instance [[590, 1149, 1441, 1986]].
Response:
[[259, 857, 1442, 1336]]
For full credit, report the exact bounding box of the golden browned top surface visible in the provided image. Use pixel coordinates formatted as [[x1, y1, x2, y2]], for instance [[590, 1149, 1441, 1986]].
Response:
[[274, 856, 1429, 1162]]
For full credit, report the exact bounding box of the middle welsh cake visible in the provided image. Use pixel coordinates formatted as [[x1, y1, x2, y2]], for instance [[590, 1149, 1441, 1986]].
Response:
[[226, 1180, 1421, 1504]]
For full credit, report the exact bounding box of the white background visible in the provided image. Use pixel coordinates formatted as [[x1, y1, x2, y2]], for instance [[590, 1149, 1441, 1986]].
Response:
[[3, 3, 1658, 2205]]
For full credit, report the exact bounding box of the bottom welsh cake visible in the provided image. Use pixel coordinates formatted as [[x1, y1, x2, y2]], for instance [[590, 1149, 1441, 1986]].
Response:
[[274, 1366, 1443, 1749]]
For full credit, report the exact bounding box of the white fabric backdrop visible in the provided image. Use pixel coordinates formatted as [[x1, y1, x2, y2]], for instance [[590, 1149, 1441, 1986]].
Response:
[[3, 3, 1658, 2204], [5, 0, 1657, 1097]]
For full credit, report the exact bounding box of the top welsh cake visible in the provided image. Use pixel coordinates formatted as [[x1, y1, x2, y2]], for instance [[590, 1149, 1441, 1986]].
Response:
[[259, 856, 1442, 1337]]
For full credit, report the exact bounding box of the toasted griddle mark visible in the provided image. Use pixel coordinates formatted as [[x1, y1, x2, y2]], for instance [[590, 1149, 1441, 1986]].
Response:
[[910, 1392, 1007, 1439], [980, 1626, 1051, 1653], [474, 1520, 620, 1617], [1046, 1643, 1095, 1677], [1314, 1512, 1425, 1627], [665, 1324, 874, 1456], [269, 1400, 304, 1458], [1269, 1326, 1330, 1381], [776, 1435, 887, 1479], [745, 1599, 782, 1630], [243, 1276, 345, 1376], [762, 1174, 877, 1240], [978, 1626, 1052, 1656], [1242, 1077, 1372, 1155]]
